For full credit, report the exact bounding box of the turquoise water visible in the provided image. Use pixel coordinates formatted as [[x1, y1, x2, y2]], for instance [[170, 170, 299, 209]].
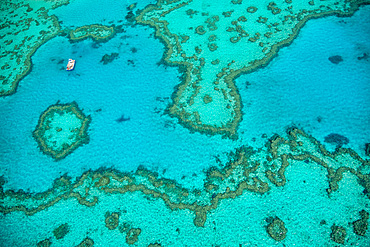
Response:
[[236, 9, 370, 154], [0, 0, 369, 246]]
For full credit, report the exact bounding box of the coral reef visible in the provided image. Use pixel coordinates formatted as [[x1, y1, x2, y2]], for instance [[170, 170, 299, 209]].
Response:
[[328, 55, 343, 64], [352, 210, 369, 236], [126, 228, 141, 245], [53, 223, 69, 240], [266, 216, 287, 241], [100, 53, 119, 65], [33, 102, 91, 160], [324, 133, 349, 147], [358, 53, 369, 60], [203, 95, 213, 104], [1, 127, 369, 234], [247, 6, 258, 13], [0, 0, 70, 96], [105, 212, 120, 230], [365, 143, 370, 156], [135, 0, 368, 138], [69, 24, 115, 42], [118, 222, 132, 233], [37, 239, 52, 247], [148, 243, 162, 247], [76, 237, 94, 247], [330, 224, 346, 244]]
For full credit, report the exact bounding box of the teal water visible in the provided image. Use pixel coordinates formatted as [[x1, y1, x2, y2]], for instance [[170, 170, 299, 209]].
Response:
[[0, 0, 369, 246], [0, 0, 239, 192], [236, 8, 370, 154]]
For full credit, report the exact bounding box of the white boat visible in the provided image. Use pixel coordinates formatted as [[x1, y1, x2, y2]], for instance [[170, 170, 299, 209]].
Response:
[[66, 59, 75, 71]]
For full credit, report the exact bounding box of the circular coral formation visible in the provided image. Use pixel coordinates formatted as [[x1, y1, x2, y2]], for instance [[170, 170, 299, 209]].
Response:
[[266, 217, 287, 241], [208, 34, 217, 42], [126, 228, 141, 245], [208, 43, 218, 52], [257, 16, 268, 23], [195, 25, 206, 35], [330, 224, 346, 244], [268, 2, 282, 15], [238, 16, 247, 22], [33, 102, 91, 160], [230, 36, 241, 43], [105, 212, 120, 230], [247, 6, 258, 13]]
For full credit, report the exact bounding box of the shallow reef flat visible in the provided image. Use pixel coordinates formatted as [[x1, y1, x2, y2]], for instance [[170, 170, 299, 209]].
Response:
[[1, 128, 369, 245], [136, 0, 370, 138], [69, 24, 115, 42], [0, 0, 70, 96]]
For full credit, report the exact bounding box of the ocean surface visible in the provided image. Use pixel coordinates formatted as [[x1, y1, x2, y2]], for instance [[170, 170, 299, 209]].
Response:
[[0, 0, 369, 246]]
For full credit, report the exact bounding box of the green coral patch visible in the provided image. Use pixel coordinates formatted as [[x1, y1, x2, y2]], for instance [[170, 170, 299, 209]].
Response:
[[33, 102, 91, 160], [69, 24, 115, 42]]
